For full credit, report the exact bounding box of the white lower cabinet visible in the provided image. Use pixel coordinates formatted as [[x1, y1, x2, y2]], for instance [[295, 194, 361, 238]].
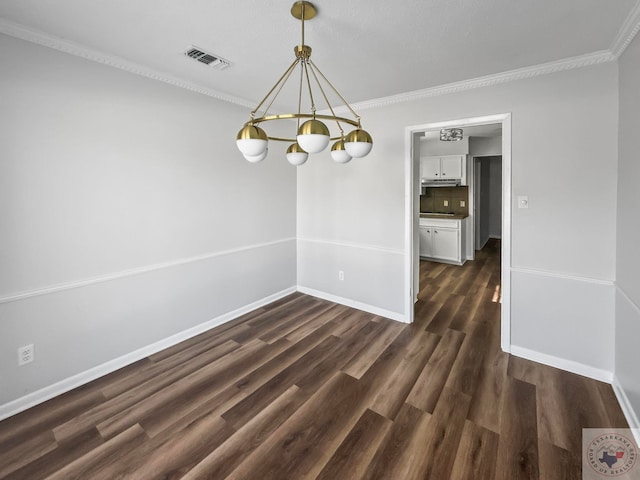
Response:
[[419, 218, 465, 264]]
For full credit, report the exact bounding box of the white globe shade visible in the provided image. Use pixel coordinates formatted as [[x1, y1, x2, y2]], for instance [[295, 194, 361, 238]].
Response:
[[236, 138, 268, 156], [296, 119, 330, 153], [286, 152, 309, 166], [297, 134, 330, 154], [236, 125, 268, 156], [344, 128, 373, 158], [330, 140, 352, 164], [243, 148, 268, 163], [286, 142, 309, 166]]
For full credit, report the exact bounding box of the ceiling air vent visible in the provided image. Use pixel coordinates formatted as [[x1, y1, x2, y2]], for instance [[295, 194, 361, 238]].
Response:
[[184, 46, 231, 70]]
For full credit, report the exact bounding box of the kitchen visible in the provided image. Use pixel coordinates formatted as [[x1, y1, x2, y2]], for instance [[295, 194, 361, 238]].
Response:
[[418, 124, 502, 269]]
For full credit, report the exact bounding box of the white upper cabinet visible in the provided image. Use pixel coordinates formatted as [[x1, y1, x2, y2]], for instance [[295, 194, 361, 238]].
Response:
[[420, 155, 466, 184], [440, 156, 463, 179]]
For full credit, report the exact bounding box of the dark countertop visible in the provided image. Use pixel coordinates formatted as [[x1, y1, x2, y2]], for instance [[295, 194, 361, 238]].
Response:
[[420, 213, 469, 220]]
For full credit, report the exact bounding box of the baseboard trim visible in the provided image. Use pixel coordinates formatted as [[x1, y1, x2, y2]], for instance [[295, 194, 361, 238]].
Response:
[[510, 345, 613, 383], [612, 376, 640, 447], [297, 286, 407, 323], [0, 286, 296, 421]]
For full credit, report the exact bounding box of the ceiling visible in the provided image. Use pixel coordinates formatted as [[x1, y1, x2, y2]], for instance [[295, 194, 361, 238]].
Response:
[[1, 0, 638, 110]]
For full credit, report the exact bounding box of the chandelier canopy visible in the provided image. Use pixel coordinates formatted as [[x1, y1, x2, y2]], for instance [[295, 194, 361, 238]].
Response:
[[236, 1, 373, 166]]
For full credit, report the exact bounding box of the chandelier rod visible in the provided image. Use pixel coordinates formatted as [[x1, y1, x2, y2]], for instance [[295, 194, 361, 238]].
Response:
[[302, 61, 317, 115], [250, 58, 299, 119], [301, 2, 306, 45], [297, 55, 304, 130], [307, 62, 345, 136]]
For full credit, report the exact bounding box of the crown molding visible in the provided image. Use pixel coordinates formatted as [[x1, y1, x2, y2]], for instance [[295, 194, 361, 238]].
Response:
[[348, 50, 616, 111], [610, 0, 640, 58], [0, 18, 254, 109]]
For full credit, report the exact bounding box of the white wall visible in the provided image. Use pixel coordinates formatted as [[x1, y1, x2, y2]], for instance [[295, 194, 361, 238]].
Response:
[[0, 34, 297, 412], [616, 30, 640, 432], [469, 136, 502, 156], [297, 62, 619, 377], [420, 137, 469, 156]]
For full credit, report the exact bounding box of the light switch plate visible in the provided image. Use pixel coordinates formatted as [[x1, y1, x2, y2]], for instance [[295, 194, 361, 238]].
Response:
[[444, 200, 449, 207], [517, 195, 529, 209], [460, 200, 465, 207]]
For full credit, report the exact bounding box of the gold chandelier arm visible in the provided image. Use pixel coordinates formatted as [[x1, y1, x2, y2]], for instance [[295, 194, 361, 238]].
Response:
[[261, 58, 299, 120], [250, 58, 299, 118], [307, 61, 345, 136], [309, 59, 361, 124], [248, 112, 359, 139], [297, 58, 304, 129], [302, 61, 317, 115]]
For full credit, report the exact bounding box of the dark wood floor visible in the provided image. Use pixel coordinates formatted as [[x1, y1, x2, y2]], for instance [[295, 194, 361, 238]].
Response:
[[0, 239, 628, 479]]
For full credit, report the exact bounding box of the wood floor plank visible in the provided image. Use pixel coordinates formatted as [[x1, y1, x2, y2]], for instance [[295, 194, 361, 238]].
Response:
[[225, 372, 369, 480], [407, 387, 472, 479], [404, 328, 466, 413], [0, 430, 57, 478], [412, 298, 444, 330], [538, 438, 582, 480], [496, 377, 540, 480], [444, 318, 492, 397], [181, 385, 308, 480], [340, 319, 405, 379], [52, 338, 241, 442], [258, 301, 336, 344], [221, 335, 342, 430], [284, 303, 351, 343], [314, 408, 393, 480], [367, 330, 441, 420], [232, 319, 338, 394], [328, 309, 374, 338], [46, 424, 149, 480], [424, 293, 465, 335], [97, 414, 234, 479], [0, 386, 106, 451], [360, 402, 432, 480], [99, 336, 240, 399], [138, 337, 292, 438], [449, 420, 499, 480], [3, 428, 103, 480], [466, 353, 509, 433], [95, 338, 269, 439]]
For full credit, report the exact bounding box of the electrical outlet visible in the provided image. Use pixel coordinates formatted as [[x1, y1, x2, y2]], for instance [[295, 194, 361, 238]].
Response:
[[460, 200, 465, 207], [444, 200, 449, 207], [338, 270, 344, 281], [18, 344, 34, 366]]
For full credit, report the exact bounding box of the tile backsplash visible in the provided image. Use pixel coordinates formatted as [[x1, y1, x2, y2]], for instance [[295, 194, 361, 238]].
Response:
[[420, 186, 469, 215]]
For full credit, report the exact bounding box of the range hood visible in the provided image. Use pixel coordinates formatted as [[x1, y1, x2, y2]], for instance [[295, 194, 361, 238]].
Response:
[[421, 178, 461, 188]]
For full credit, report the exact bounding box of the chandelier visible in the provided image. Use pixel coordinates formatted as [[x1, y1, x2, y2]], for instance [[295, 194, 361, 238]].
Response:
[[236, 1, 373, 166], [440, 128, 463, 141]]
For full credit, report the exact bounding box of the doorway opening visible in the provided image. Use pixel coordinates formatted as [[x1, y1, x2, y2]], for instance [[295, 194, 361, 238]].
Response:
[[404, 114, 511, 352]]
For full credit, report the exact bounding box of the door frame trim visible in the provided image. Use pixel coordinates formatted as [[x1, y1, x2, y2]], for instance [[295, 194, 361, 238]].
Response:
[[404, 113, 512, 353]]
